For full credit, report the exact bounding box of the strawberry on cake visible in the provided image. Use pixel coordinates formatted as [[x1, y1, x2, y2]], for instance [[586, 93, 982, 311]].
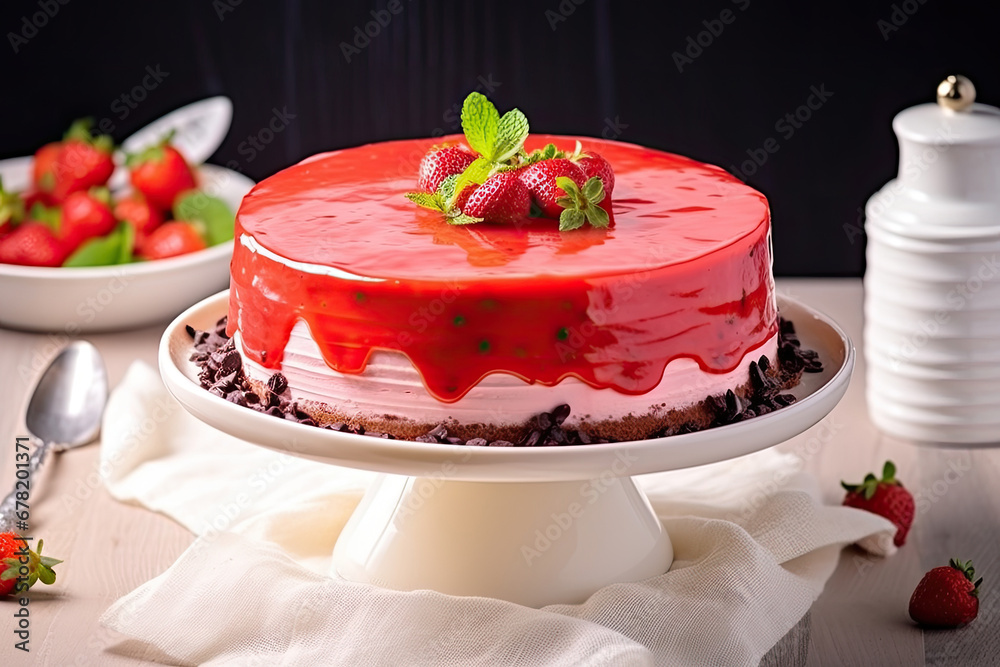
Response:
[[204, 93, 814, 445]]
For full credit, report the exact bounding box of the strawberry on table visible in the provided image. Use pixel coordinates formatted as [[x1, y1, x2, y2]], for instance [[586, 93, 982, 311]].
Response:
[[0, 222, 69, 267], [60, 189, 116, 251], [38, 119, 115, 203], [520, 158, 588, 218], [841, 460, 915, 547], [141, 220, 207, 260], [417, 145, 476, 193], [574, 152, 615, 196], [0, 533, 62, 597], [128, 139, 198, 211], [463, 171, 531, 225], [909, 558, 982, 628]]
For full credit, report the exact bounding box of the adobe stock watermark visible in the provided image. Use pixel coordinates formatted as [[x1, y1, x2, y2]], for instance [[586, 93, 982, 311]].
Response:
[[545, 0, 586, 31], [672, 0, 752, 73], [727, 415, 844, 524], [340, 0, 412, 63], [7, 0, 70, 54], [877, 0, 930, 41], [888, 254, 1000, 371], [17, 271, 134, 385], [92, 65, 171, 137], [729, 84, 834, 182], [844, 124, 958, 245], [521, 449, 638, 566], [394, 73, 501, 179]]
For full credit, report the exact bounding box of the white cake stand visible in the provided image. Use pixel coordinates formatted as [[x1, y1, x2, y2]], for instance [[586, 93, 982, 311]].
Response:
[[160, 291, 853, 608]]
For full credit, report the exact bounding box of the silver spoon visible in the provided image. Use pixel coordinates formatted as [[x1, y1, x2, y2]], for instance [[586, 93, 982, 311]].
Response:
[[0, 342, 108, 533]]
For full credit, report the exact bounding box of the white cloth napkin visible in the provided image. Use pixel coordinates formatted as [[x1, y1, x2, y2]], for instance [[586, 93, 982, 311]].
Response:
[[97, 362, 895, 666]]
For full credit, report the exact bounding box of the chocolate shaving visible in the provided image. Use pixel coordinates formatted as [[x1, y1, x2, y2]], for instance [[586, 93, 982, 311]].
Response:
[[188, 316, 822, 447]]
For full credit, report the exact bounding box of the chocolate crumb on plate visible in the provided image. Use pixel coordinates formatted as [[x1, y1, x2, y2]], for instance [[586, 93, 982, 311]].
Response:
[[188, 316, 822, 447]]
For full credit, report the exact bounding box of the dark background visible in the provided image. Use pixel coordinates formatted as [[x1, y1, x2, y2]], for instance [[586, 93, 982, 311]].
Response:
[[2, 0, 998, 276]]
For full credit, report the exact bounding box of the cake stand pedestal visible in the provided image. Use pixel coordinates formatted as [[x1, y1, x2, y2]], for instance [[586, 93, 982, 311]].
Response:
[[334, 474, 670, 607], [161, 292, 853, 608]]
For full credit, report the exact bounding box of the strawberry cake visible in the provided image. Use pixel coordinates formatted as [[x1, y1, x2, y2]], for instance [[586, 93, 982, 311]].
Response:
[[220, 97, 793, 444]]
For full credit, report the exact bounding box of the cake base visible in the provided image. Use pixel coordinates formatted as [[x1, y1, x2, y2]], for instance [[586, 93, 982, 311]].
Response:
[[333, 473, 672, 608]]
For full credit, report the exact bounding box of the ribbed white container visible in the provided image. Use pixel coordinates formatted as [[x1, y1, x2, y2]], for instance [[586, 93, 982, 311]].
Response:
[[864, 89, 1000, 445]]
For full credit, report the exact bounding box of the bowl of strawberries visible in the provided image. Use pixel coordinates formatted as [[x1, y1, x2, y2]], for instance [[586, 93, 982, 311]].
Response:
[[0, 98, 253, 332]]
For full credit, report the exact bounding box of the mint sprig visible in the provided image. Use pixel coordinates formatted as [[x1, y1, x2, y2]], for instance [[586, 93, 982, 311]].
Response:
[[556, 176, 609, 231], [406, 174, 483, 226], [460, 92, 529, 164]]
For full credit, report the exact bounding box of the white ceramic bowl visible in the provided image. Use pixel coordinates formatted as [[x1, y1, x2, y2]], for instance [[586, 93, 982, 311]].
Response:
[[0, 163, 253, 332]]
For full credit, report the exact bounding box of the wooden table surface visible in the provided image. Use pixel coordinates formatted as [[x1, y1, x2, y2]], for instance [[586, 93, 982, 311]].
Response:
[[1, 278, 997, 666]]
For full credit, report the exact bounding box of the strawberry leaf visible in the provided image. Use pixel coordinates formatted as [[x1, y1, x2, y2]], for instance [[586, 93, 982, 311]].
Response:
[[461, 92, 499, 159], [584, 204, 610, 228], [559, 209, 586, 231], [583, 177, 605, 202], [493, 109, 529, 162]]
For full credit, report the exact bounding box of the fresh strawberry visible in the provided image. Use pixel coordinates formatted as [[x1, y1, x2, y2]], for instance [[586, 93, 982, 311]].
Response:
[[0, 178, 24, 236], [574, 152, 615, 196], [41, 119, 115, 202], [519, 158, 588, 218], [463, 171, 531, 225], [909, 558, 982, 628], [841, 460, 915, 547], [141, 220, 207, 260], [32, 142, 63, 194], [114, 192, 164, 251], [417, 145, 476, 193], [128, 141, 198, 211], [453, 183, 477, 212], [0, 222, 69, 267], [0, 533, 62, 597], [60, 190, 116, 251]]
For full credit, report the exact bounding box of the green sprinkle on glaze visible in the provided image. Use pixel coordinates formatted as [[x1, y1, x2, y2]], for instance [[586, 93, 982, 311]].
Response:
[[453, 315, 466, 327], [480, 299, 497, 311], [478, 340, 490, 353], [355, 292, 366, 302], [557, 327, 569, 341]]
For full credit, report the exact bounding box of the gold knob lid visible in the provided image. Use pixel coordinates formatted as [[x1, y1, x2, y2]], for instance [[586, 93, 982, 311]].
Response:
[[937, 75, 976, 111]]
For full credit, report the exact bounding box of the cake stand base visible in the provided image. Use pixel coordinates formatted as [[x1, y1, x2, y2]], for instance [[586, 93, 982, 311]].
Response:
[[333, 473, 672, 608]]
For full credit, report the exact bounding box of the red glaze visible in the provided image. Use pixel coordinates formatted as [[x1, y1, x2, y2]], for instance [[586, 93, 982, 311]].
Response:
[[229, 134, 777, 402]]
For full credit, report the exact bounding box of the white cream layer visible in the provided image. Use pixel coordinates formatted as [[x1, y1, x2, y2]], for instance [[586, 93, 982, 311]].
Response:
[[237, 320, 778, 427]]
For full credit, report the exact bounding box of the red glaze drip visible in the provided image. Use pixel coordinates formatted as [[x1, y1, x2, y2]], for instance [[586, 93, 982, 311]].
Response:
[[229, 135, 777, 402]]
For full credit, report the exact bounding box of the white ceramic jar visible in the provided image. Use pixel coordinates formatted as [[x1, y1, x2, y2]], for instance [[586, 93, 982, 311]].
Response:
[[865, 77, 1000, 445]]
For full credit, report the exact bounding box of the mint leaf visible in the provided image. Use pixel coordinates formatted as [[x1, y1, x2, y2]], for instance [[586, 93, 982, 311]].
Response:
[[64, 222, 132, 267], [461, 92, 499, 158], [174, 191, 234, 246], [451, 157, 493, 207], [438, 174, 459, 204], [493, 108, 529, 162], [447, 212, 484, 226], [405, 192, 446, 212]]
